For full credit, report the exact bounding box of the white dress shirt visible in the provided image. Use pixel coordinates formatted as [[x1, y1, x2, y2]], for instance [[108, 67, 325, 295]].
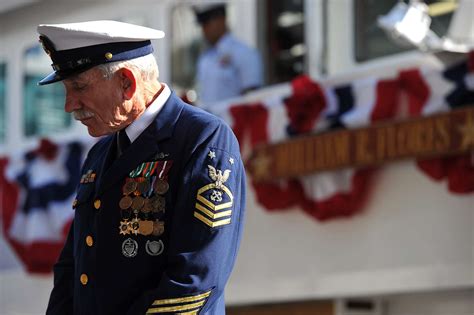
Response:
[[124, 83, 171, 143]]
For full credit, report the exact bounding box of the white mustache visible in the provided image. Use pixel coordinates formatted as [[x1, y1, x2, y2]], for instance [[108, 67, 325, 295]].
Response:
[[73, 110, 95, 120]]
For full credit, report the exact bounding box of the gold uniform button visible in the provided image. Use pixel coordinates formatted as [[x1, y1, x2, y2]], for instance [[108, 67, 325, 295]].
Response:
[[94, 199, 101, 209], [85, 235, 94, 247], [80, 274, 88, 285], [72, 199, 78, 209]]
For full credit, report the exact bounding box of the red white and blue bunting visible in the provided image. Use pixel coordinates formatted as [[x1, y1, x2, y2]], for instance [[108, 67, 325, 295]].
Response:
[[1, 139, 90, 273], [211, 52, 474, 221]]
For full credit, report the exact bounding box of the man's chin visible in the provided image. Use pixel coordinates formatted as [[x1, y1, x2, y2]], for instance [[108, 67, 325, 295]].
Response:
[[86, 126, 116, 138], [87, 131, 101, 137], [86, 127, 105, 138]]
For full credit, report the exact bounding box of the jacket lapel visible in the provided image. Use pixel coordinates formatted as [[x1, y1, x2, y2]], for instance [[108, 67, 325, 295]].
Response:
[[96, 92, 185, 196]]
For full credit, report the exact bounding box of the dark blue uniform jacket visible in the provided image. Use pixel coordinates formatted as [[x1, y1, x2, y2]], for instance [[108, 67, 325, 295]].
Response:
[[46, 92, 246, 315]]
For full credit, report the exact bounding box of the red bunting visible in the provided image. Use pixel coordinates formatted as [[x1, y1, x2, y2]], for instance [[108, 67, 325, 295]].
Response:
[[417, 153, 474, 193], [231, 75, 373, 221], [401, 64, 474, 194], [398, 69, 430, 116], [284, 75, 326, 134], [298, 169, 374, 221], [231, 68, 472, 222], [1, 151, 71, 273], [33, 138, 59, 161], [230, 103, 269, 147], [371, 79, 400, 121]]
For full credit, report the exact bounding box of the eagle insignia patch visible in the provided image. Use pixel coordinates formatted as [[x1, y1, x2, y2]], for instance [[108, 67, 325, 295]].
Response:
[[207, 165, 230, 189], [194, 165, 234, 228]]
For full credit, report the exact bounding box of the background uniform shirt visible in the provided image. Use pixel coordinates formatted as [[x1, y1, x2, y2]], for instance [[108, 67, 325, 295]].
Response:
[[196, 33, 263, 106]]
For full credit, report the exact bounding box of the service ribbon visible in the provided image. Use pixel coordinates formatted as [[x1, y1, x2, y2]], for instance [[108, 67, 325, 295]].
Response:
[[129, 163, 146, 178]]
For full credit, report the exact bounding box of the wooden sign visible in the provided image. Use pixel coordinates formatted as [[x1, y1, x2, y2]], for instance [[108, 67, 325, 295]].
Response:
[[247, 106, 474, 182]]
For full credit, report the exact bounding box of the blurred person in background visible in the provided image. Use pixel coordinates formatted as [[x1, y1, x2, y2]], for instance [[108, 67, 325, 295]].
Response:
[[194, 4, 263, 106], [37, 20, 246, 315]]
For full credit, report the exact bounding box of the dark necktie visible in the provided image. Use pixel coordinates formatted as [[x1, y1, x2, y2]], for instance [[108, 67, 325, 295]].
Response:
[[117, 130, 130, 158]]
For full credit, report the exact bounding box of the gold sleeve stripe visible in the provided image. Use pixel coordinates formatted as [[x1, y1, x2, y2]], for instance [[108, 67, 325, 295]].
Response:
[[197, 194, 233, 211], [146, 300, 205, 313], [194, 212, 231, 228], [195, 203, 232, 219], [151, 290, 211, 305]]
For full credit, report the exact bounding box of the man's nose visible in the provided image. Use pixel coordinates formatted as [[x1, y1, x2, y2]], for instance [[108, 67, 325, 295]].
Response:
[[64, 94, 80, 113]]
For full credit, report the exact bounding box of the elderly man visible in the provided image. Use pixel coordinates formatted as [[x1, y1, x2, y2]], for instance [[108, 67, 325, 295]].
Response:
[[38, 20, 245, 315], [194, 4, 263, 106]]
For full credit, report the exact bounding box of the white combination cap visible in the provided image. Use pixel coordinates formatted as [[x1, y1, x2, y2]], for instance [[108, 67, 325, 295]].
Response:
[[36, 20, 165, 85]]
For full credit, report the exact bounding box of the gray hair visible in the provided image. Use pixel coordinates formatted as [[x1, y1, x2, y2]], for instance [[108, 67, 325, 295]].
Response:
[[97, 54, 159, 82]]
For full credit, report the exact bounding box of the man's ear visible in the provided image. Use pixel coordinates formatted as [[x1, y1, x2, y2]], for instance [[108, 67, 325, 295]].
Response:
[[119, 68, 136, 100]]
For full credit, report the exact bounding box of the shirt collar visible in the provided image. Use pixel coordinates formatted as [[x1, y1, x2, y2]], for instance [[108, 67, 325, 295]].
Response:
[[124, 83, 171, 143], [206, 32, 232, 52]]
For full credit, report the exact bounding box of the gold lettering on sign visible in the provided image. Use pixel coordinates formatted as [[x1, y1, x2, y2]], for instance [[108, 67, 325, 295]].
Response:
[[434, 117, 450, 151], [355, 130, 374, 164], [458, 112, 474, 149], [408, 122, 421, 153], [294, 140, 305, 174], [416, 121, 434, 153], [375, 126, 387, 161], [247, 107, 474, 182], [314, 136, 325, 170], [323, 134, 335, 168], [334, 133, 350, 166], [286, 142, 295, 175], [385, 126, 397, 159], [282, 143, 292, 176], [396, 125, 408, 156], [305, 137, 316, 172]]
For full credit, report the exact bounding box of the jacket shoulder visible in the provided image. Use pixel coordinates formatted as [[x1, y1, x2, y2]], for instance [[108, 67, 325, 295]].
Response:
[[178, 102, 228, 135], [173, 100, 239, 154]]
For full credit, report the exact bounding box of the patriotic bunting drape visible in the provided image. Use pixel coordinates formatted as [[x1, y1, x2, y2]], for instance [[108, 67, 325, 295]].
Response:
[[211, 53, 474, 221], [1, 139, 88, 273], [400, 52, 474, 193]]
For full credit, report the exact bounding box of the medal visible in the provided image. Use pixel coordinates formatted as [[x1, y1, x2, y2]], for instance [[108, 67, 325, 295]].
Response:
[[81, 169, 96, 184], [145, 240, 164, 256], [139, 220, 154, 236], [122, 238, 138, 258], [154, 179, 169, 195], [130, 217, 140, 235], [119, 220, 130, 235], [133, 177, 145, 195], [141, 198, 153, 214], [131, 196, 145, 211], [151, 195, 165, 213], [119, 195, 133, 210], [137, 179, 151, 195], [122, 180, 138, 195], [152, 220, 165, 236]]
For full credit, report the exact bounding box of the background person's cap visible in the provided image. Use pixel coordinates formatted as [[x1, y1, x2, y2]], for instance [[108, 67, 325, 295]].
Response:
[[193, 4, 226, 25], [36, 20, 165, 85]]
